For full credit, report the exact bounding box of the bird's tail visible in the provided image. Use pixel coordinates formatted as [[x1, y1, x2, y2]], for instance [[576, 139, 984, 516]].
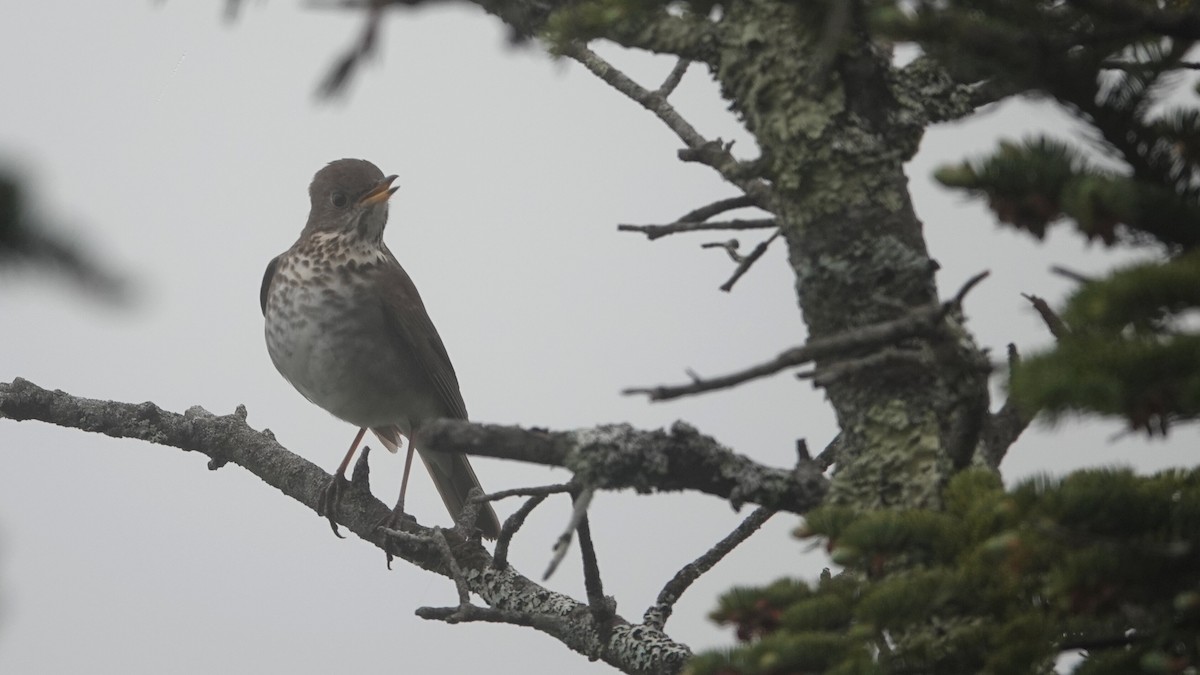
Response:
[[372, 425, 502, 539]]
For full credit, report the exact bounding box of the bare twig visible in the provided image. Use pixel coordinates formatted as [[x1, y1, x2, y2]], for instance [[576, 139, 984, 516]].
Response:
[[479, 483, 577, 502], [561, 43, 704, 147], [492, 494, 548, 570], [560, 43, 771, 203], [796, 347, 929, 387], [643, 507, 775, 631], [1022, 293, 1070, 338], [655, 58, 691, 97], [1049, 265, 1094, 284], [701, 239, 743, 263], [626, 272, 990, 400], [980, 343, 1036, 467], [416, 603, 564, 631], [577, 514, 612, 612], [816, 433, 842, 472], [678, 195, 760, 222], [545, 486, 595, 580], [576, 512, 617, 655], [720, 229, 781, 292], [619, 218, 777, 241], [433, 527, 472, 607]]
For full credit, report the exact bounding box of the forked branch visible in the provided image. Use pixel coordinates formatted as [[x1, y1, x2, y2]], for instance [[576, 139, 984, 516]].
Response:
[[625, 271, 989, 401]]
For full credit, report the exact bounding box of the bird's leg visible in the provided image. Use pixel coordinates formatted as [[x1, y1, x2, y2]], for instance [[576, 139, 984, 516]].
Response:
[[394, 442, 416, 515], [317, 426, 367, 538], [377, 443, 418, 569]]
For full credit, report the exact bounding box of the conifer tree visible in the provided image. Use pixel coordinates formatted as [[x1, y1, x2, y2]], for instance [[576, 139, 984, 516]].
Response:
[[691, 1, 1200, 673]]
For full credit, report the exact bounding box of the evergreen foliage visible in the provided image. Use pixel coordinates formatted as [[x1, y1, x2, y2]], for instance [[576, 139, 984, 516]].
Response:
[[883, 0, 1200, 432], [690, 0, 1200, 672], [692, 469, 1200, 675]]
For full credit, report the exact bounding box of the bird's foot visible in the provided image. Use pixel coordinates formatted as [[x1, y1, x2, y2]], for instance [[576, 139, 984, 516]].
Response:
[[374, 507, 417, 569], [317, 475, 350, 539]]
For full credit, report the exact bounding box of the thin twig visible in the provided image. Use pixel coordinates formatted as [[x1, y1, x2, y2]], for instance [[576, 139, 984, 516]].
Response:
[[981, 344, 1036, 468], [416, 603, 562, 631], [478, 483, 576, 502], [1022, 293, 1070, 338], [678, 195, 760, 222], [492, 494, 548, 571], [619, 218, 777, 241], [701, 239, 743, 263], [561, 43, 705, 147], [576, 514, 608, 612], [432, 527, 472, 607], [655, 58, 691, 97], [795, 347, 929, 387], [544, 486, 594, 580], [575, 512, 616, 653], [643, 507, 776, 630], [560, 43, 770, 201], [1049, 265, 1094, 284], [720, 229, 781, 292], [625, 271, 990, 401]]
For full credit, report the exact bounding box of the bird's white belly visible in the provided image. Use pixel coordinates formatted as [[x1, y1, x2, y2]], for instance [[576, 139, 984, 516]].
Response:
[[264, 267, 421, 431]]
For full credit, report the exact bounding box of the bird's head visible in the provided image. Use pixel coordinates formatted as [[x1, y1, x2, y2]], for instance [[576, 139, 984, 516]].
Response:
[[303, 158, 399, 242]]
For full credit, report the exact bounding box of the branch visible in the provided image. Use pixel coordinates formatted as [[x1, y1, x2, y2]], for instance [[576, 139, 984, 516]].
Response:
[[559, 43, 772, 204], [796, 347, 929, 387], [655, 58, 691, 97], [0, 378, 691, 675], [416, 419, 828, 513], [618, 218, 777, 241], [625, 271, 990, 401], [719, 229, 781, 292], [492, 493, 549, 570], [981, 289, 1070, 466], [1022, 293, 1070, 339], [980, 343, 1035, 468], [643, 506, 775, 631], [545, 486, 595, 580], [677, 195, 760, 222]]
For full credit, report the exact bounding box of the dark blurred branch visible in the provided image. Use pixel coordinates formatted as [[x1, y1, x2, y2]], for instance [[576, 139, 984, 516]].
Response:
[[0, 171, 128, 302]]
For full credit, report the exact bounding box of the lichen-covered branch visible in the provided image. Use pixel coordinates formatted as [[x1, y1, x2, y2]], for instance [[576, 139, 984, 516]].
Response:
[[0, 377, 696, 675], [416, 418, 828, 513]]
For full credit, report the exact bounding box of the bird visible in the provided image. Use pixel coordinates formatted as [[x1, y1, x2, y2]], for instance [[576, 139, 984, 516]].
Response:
[[260, 158, 501, 542]]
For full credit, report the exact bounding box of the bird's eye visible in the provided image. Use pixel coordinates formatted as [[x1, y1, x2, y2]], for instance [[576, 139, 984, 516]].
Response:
[[330, 192, 349, 208]]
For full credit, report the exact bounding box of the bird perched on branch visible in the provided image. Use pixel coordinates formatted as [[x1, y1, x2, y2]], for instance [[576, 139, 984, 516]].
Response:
[[260, 158, 501, 542]]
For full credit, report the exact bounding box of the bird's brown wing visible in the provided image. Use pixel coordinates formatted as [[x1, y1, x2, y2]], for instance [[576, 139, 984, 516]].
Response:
[[375, 249, 468, 420], [259, 254, 281, 316]]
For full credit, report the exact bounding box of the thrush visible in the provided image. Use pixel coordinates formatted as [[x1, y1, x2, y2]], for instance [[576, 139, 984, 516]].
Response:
[[260, 158, 501, 541]]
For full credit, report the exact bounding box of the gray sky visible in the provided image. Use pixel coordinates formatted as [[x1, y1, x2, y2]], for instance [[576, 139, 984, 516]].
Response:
[[0, 3, 1195, 674]]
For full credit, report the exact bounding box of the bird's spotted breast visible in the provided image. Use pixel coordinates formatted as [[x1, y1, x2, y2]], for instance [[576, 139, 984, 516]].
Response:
[[263, 235, 408, 427]]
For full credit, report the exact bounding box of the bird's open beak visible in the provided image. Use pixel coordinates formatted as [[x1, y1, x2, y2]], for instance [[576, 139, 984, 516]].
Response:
[[359, 174, 400, 207]]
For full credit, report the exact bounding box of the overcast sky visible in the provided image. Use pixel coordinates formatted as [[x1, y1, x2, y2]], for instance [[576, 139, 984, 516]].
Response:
[[0, 3, 1195, 674]]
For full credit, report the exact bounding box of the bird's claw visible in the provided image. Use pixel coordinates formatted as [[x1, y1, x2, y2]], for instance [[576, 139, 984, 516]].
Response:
[[317, 476, 350, 539], [375, 508, 417, 569]]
